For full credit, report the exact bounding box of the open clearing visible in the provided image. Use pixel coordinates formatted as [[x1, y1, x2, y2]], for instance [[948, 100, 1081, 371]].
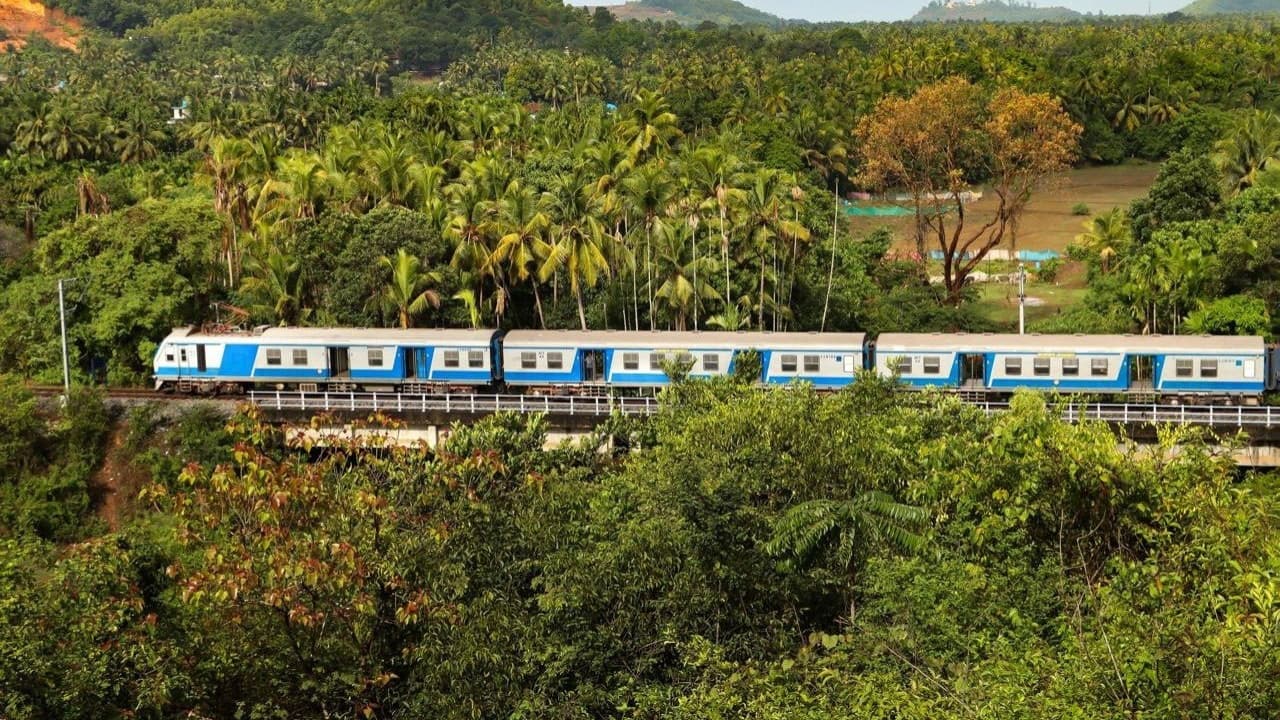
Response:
[[0, 0, 82, 51], [851, 162, 1160, 254]]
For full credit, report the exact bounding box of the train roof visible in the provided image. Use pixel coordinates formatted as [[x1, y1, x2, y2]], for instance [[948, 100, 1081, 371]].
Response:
[[162, 326, 500, 345], [503, 330, 866, 351], [874, 333, 1265, 355]]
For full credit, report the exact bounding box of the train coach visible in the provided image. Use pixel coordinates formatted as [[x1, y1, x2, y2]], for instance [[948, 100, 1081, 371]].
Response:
[[153, 326, 502, 392], [873, 333, 1270, 401], [501, 330, 866, 390]]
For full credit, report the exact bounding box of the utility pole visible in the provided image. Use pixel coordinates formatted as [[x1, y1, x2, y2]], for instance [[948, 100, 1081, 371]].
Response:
[[58, 277, 77, 399], [1017, 264, 1027, 335]]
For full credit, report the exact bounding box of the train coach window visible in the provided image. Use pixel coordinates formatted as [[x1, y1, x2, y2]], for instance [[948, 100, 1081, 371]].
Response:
[[923, 356, 941, 375], [468, 350, 485, 368], [165, 350, 174, 362], [292, 349, 308, 365], [1062, 358, 1079, 376], [781, 355, 798, 372], [443, 350, 460, 368], [1200, 359, 1218, 378], [1091, 358, 1109, 377], [266, 348, 282, 366], [804, 355, 821, 373], [650, 353, 665, 371], [623, 352, 639, 371], [703, 353, 720, 372], [1175, 359, 1193, 377], [896, 356, 912, 375], [1033, 358, 1051, 377], [521, 352, 537, 369], [368, 349, 384, 367], [1004, 357, 1022, 376], [546, 352, 563, 370]]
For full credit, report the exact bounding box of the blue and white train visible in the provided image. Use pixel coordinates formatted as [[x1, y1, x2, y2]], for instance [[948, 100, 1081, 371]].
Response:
[[153, 326, 1278, 401]]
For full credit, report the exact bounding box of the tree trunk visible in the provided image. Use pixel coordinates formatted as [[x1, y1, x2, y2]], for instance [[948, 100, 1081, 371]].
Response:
[[758, 254, 766, 331], [722, 206, 731, 307], [822, 182, 839, 332], [646, 221, 654, 331], [534, 282, 546, 329], [576, 285, 588, 331]]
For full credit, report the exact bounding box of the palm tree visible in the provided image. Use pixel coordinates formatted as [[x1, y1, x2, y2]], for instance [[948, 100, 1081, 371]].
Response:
[[242, 248, 310, 326], [652, 222, 718, 331], [1213, 111, 1280, 196], [687, 146, 746, 310], [540, 170, 611, 330], [766, 493, 926, 621], [446, 180, 498, 315], [112, 111, 166, 164], [200, 136, 256, 287], [706, 299, 752, 331], [491, 184, 553, 328], [615, 90, 682, 165], [373, 249, 442, 329], [1075, 208, 1130, 274], [39, 104, 94, 161], [622, 164, 675, 330], [740, 169, 810, 331]]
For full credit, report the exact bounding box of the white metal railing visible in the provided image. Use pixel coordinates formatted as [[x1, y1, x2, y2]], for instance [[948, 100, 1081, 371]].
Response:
[[245, 391, 1280, 428], [965, 401, 1279, 429], [248, 391, 658, 417]]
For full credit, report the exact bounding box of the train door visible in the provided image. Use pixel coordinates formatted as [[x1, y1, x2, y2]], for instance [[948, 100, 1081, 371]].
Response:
[[404, 348, 417, 379], [583, 350, 606, 383], [175, 346, 190, 378], [328, 347, 350, 377], [960, 353, 984, 389], [1130, 355, 1155, 393]]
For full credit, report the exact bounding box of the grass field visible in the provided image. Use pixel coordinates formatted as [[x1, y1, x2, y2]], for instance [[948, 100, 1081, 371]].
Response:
[[848, 162, 1158, 331], [972, 280, 1090, 328], [851, 162, 1160, 254]]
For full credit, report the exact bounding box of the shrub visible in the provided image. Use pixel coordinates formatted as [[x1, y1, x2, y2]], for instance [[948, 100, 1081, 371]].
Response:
[[1071, 202, 1091, 216], [1037, 257, 1064, 283]]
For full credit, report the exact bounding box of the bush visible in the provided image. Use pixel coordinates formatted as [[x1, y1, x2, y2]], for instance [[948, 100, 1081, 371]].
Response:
[[1037, 257, 1064, 283], [1071, 202, 1091, 216]]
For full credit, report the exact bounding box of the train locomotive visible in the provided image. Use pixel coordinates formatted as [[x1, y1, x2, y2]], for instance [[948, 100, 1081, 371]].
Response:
[[154, 326, 1280, 402]]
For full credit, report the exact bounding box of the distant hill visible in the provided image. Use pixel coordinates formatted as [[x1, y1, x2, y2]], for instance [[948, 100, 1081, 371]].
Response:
[[595, 0, 787, 26], [1181, 0, 1280, 15], [912, 0, 1083, 22]]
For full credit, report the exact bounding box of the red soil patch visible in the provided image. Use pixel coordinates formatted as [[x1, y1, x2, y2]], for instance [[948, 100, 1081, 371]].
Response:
[[88, 426, 149, 531], [0, 0, 83, 52]]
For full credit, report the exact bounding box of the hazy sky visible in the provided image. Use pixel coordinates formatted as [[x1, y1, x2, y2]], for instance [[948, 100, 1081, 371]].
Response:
[[739, 0, 1188, 22]]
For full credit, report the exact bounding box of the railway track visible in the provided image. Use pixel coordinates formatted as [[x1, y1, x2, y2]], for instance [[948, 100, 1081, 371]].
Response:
[[23, 385, 1280, 429], [28, 384, 171, 400]]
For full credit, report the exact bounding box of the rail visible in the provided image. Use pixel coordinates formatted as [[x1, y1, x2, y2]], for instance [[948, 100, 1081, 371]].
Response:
[[246, 391, 1280, 429], [248, 391, 659, 417], [967, 400, 1280, 429]]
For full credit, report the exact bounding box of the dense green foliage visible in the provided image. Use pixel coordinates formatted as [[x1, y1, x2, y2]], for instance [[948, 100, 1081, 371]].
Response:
[[1055, 134, 1280, 337], [2, 379, 1279, 717], [0, 379, 110, 541], [5, 11, 1280, 380]]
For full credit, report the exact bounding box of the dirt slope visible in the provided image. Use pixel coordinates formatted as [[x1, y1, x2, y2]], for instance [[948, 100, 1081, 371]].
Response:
[[0, 0, 83, 51]]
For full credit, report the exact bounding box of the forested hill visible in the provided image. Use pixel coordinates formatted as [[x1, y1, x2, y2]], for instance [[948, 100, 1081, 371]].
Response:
[[912, 0, 1083, 21], [608, 0, 788, 26], [1181, 0, 1280, 14], [36, 0, 592, 69]]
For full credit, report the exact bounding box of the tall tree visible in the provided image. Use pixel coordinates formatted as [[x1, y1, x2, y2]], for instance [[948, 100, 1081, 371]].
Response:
[[857, 78, 1081, 303], [374, 248, 442, 329], [540, 171, 610, 330]]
